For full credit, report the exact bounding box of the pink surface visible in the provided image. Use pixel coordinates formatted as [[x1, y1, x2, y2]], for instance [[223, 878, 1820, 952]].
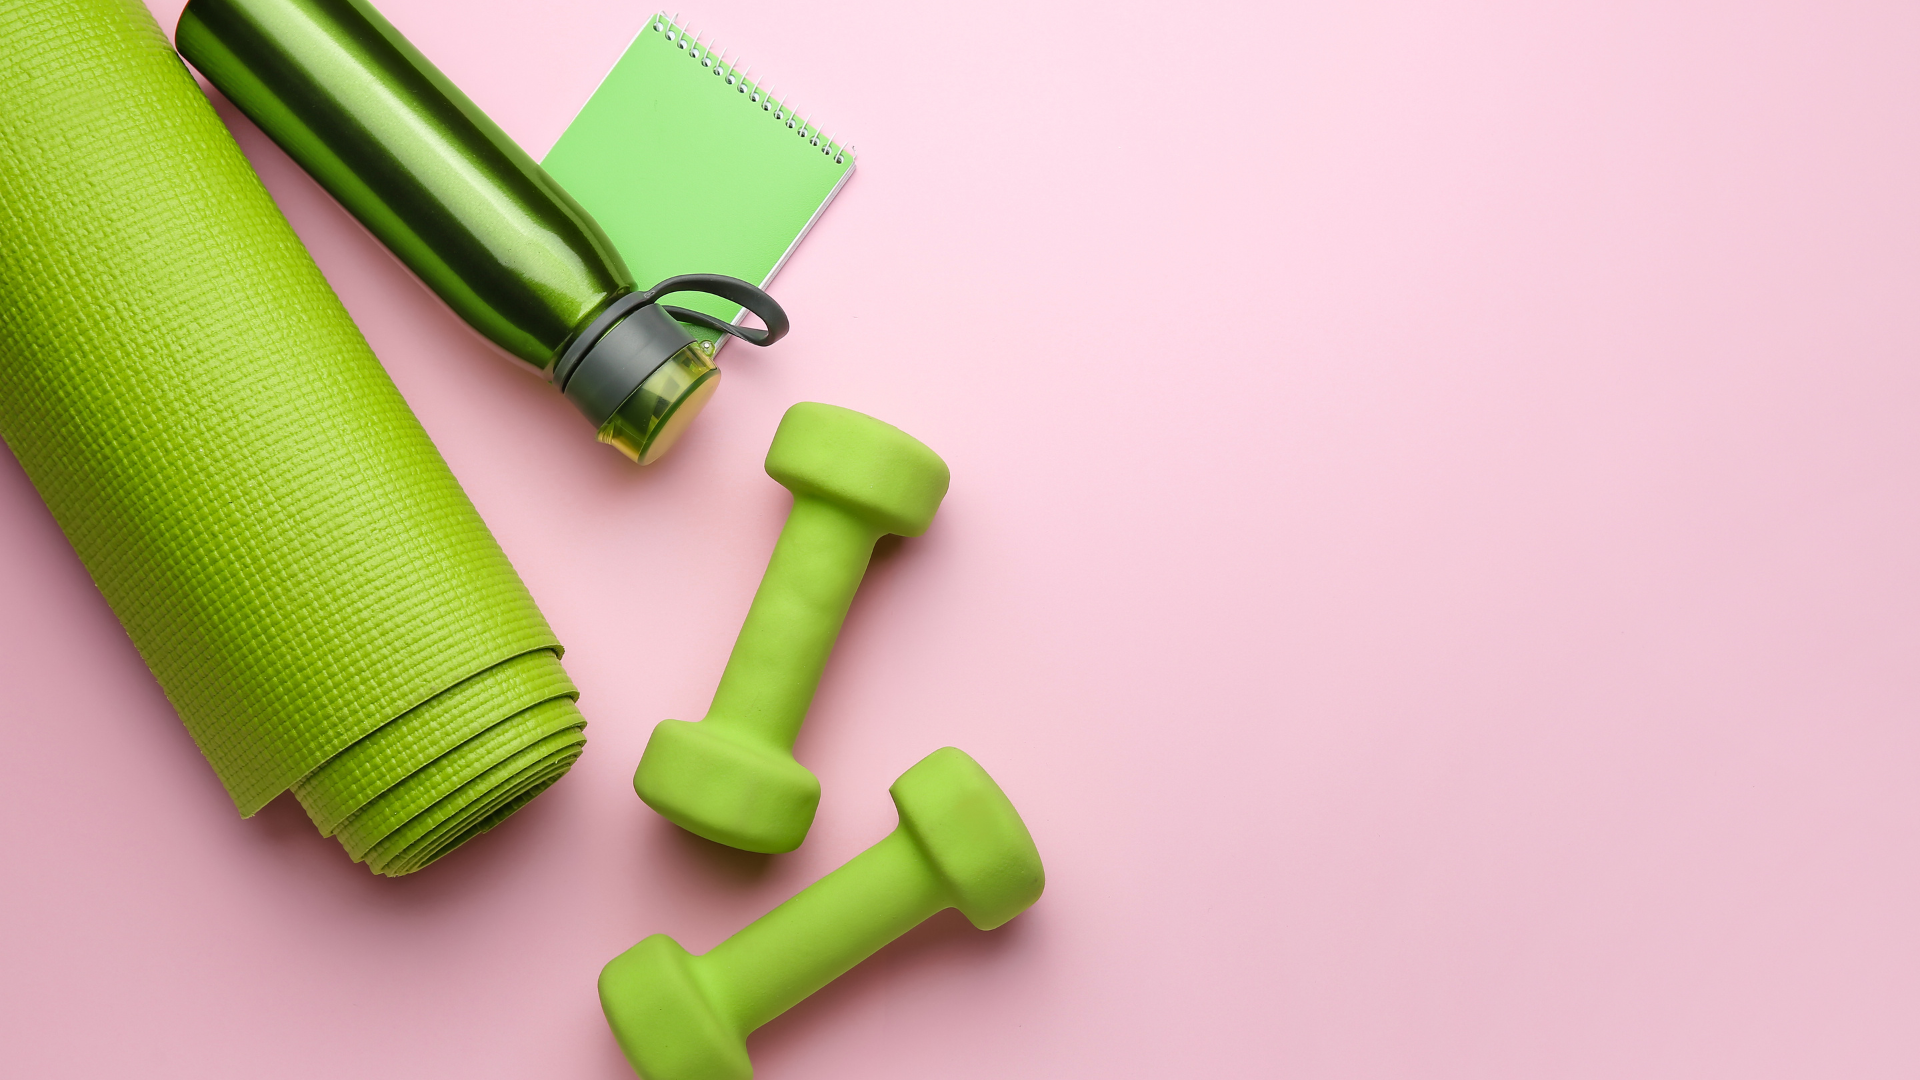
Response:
[[4, 0, 1920, 1075]]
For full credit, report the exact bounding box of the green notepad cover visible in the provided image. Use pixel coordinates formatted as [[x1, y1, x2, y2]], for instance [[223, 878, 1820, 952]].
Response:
[[542, 13, 854, 347], [0, 0, 583, 876]]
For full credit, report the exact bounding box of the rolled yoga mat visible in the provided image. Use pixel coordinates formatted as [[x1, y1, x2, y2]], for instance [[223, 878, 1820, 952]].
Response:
[[0, 0, 586, 875]]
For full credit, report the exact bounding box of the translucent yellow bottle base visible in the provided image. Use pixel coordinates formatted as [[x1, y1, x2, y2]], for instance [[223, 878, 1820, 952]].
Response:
[[597, 341, 722, 464]]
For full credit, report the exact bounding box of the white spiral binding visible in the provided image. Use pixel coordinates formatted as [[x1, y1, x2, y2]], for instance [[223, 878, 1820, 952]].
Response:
[[654, 15, 854, 166]]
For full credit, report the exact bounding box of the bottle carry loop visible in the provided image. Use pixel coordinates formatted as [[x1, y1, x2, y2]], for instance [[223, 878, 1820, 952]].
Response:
[[553, 274, 788, 394], [646, 273, 791, 347]]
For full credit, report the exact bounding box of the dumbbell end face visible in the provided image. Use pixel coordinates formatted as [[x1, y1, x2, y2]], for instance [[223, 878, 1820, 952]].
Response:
[[891, 747, 1046, 930], [600, 934, 751, 1080], [636, 719, 821, 853], [766, 403, 950, 537]]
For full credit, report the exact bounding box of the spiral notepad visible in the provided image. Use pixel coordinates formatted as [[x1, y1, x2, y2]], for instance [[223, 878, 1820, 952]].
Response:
[[542, 14, 854, 348]]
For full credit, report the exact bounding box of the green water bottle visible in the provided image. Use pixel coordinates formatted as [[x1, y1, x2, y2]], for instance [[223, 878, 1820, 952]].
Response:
[[176, 0, 788, 464]]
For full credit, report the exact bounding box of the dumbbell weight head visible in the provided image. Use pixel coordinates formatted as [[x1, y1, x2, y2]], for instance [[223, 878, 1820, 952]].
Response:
[[600, 935, 753, 1080], [765, 402, 951, 538], [891, 747, 1046, 930], [634, 719, 820, 854]]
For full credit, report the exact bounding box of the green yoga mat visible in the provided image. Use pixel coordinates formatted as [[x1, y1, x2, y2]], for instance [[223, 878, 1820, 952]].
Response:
[[0, 0, 586, 875]]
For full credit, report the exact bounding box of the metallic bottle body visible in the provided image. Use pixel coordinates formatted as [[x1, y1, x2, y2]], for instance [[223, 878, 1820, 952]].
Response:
[[177, 0, 633, 371]]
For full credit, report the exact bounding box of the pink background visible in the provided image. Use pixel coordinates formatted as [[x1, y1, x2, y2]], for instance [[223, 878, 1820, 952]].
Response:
[[4, 0, 1920, 1075]]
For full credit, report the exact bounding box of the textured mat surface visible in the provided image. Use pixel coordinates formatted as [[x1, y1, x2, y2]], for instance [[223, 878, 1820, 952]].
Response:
[[0, 0, 584, 875]]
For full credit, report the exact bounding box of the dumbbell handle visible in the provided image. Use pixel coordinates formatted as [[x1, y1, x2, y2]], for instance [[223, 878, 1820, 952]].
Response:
[[703, 495, 885, 750], [696, 827, 945, 1036]]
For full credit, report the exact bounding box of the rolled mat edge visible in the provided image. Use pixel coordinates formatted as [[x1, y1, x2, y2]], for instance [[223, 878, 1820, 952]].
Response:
[[0, 0, 583, 875]]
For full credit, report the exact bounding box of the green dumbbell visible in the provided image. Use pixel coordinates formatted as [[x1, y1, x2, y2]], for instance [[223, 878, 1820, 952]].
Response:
[[634, 402, 950, 852], [601, 747, 1044, 1080]]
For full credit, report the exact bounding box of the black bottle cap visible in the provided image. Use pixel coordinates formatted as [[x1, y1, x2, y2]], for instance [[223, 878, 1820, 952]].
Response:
[[563, 303, 695, 428], [553, 274, 790, 429]]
